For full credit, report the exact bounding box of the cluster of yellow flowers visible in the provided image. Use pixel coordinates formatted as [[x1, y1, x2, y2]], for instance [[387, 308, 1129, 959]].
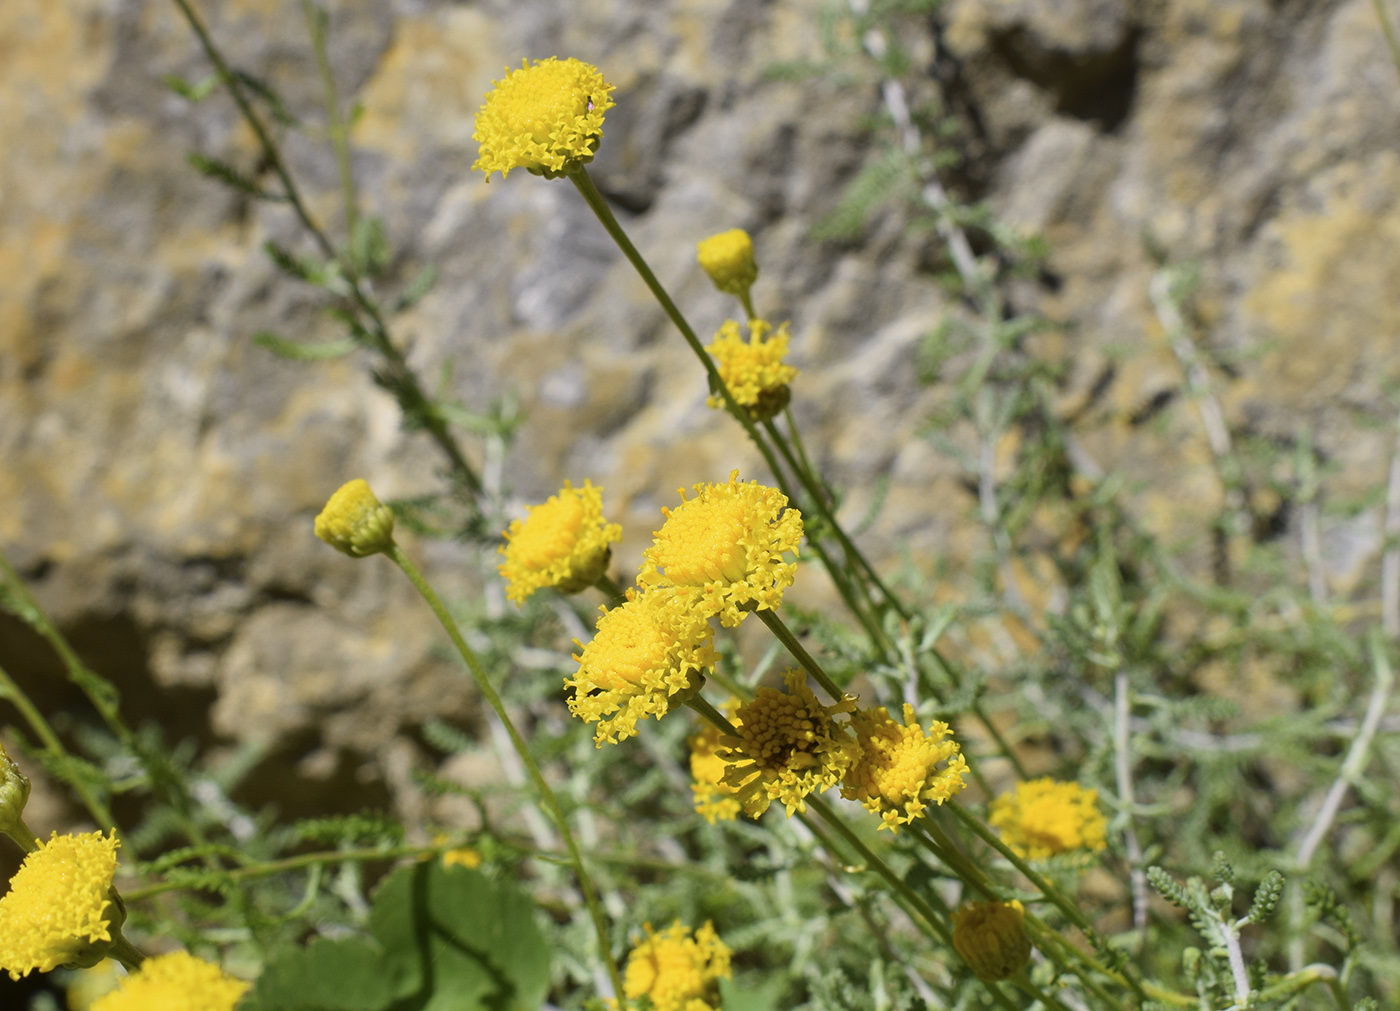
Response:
[[90, 951, 249, 1011], [989, 777, 1108, 860], [619, 920, 732, 1011], [498, 480, 621, 603]]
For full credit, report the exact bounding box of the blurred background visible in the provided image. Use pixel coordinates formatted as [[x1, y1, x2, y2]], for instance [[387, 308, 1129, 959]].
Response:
[[3, 0, 1399, 943]]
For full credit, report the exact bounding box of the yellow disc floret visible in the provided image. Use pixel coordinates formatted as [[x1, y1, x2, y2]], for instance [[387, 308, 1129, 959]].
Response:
[[952, 900, 1032, 982], [473, 57, 616, 180], [841, 704, 969, 832], [689, 704, 743, 824], [637, 471, 803, 628], [568, 590, 718, 746], [499, 480, 622, 603], [988, 777, 1108, 861], [697, 228, 758, 298], [706, 319, 798, 422], [90, 950, 249, 1011], [621, 921, 732, 1011], [314, 479, 395, 558], [0, 831, 121, 980], [721, 668, 859, 817]]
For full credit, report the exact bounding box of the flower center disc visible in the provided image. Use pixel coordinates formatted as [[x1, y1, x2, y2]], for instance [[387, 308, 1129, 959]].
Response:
[[512, 494, 585, 570], [1018, 795, 1082, 852], [506, 66, 591, 146], [588, 609, 672, 691], [654, 497, 750, 585]]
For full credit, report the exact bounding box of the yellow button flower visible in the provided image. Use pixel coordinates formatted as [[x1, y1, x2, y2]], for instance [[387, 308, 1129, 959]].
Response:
[[568, 590, 718, 746], [951, 899, 1032, 982], [697, 228, 758, 298], [988, 777, 1108, 861], [841, 703, 969, 832], [706, 319, 798, 422], [721, 668, 859, 817], [689, 704, 743, 824], [637, 471, 803, 628], [0, 831, 121, 980], [621, 921, 731, 1011], [498, 480, 621, 603], [89, 950, 249, 1011], [473, 57, 616, 180], [313, 479, 395, 557]]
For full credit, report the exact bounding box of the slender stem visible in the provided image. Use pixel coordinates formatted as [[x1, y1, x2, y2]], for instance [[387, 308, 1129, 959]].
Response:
[[594, 572, 628, 608], [567, 168, 789, 485], [1373, 0, 1400, 85], [1025, 919, 1140, 1011], [687, 695, 735, 736], [299, 0, 357, 240], [0, 661, 115, 832], [108, 932, 147, 971], [388, 545, 623, 997], [910, 819, 998, 900], [169, 0, 482, 495], [738, 289, 757, 322], [755, 609, 847, 701], [1114, 672, 1148, 935], [804, 797, 1024, 1011], [5, 815, 40, 854]]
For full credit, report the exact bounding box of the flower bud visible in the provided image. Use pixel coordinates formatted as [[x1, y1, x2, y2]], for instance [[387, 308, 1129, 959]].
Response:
[[314, 479, 395, 557], [951, 899, 1032, 982], [697, 229, 758, 298], [0, 740, 31, 846]]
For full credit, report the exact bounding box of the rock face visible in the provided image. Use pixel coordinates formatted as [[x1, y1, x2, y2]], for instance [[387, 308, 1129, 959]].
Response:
[[2, 0, 1397, 818]]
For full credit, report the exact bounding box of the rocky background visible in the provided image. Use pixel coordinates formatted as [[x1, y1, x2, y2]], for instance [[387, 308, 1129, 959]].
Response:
[[3, 0, 1399, 843]]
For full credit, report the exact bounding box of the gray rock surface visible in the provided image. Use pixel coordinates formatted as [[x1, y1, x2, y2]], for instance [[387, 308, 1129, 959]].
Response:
[[3, 0, 1398, 821]]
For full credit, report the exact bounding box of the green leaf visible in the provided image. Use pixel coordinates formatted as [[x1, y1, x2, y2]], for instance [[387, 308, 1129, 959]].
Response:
[[394, 263, 439, 311], [349, 216, 391, 277], [187, 153, 281, 201], [718, 972, 788, 1011], [244, 862, 549, 1011], [163, 73, 221, 102], [252, 332, 358, 361]]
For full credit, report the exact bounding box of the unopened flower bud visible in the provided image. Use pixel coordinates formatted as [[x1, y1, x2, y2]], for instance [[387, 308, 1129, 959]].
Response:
[[314, 479, 396, 557], [952, 899, 1032, 982], [697, 229, 758, 298], [0, 740, 32, 844]]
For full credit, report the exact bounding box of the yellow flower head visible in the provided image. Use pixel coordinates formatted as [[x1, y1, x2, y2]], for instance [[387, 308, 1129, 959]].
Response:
[[89, 950, 249, 1011], [0, 739, 31, 841], [499, 480, 622, 603], [988, 777, 1108, 861], [637, 471, 803, 628], [721, 668, 859, 817], [0, 831, 121, 980], [472, 57, 616, 180], [696, 228, 758, 297], [314, 479, 395, 557], [951, 899, 1032, 982], [841, 704, 968, 832], [689, 704, 743, 824], [706, 319, 798, 422], [568, 590, 719, 746], [622, 921, 732, 1011]]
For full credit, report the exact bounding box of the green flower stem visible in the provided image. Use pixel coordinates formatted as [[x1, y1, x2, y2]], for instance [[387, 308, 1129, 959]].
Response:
[[945, 801, 1150, 1005], [300, 0, 357, 241], [0, 553, 203, 846], [908, 820, 999, 901], [0, 660, 114, 835], [755, 609, 846, 701], [388, 544, 624, 998], [760, 417, 891, 651], [738, 288, 757, 322], [687, 695, 736, 736], [567, 168, 789, 489], [1025, 919, 1145, 1011], [170, 0, 482, 495], [804, 797, 1025, 1011], [109, 932, 147, 971], [567, 166, 906, 671], [593, 572, 628, 608], [4, 813, 39, 854]]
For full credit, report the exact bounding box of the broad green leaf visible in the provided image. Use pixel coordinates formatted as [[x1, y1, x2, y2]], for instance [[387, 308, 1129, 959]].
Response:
[[242, 862, 549, 1011]]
